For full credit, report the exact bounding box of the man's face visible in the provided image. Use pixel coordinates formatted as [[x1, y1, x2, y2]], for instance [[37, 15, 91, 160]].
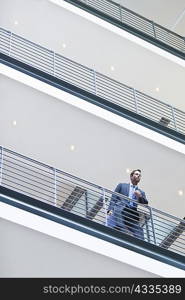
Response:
[[131, 171, 141, 185]]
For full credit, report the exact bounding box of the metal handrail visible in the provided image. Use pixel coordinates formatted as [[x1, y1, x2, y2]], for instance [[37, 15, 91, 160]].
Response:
[[75, 0, 185, 54], [0, 146, 185, 257], [0, 27, 185, 136]]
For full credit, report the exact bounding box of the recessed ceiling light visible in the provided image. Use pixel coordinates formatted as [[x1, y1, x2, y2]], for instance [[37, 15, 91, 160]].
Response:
[[70, 145, 75, 151], [126, 168, 130, 174], [110, 65, 115, 71], [14, 20, 18, 25], [62, 43, 66, 49], [155, 87, 160, 92], [178, 190, 183, 196], [12, 120, 17, 126]]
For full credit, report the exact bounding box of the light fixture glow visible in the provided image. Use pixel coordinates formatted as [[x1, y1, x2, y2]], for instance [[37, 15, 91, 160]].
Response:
[[62, 43, 66, 49], [155, 87, 160, 92], [14, 20, 18, 25], [178, 190, 183, 196], [12, 120, 17, 126], [110, 65, 115, 71], [70, 145, 75, 151], [126, 168, 130, 174]]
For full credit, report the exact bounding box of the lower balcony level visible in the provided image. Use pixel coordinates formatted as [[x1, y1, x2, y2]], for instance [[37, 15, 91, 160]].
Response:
[[0, 147, 184, 277]]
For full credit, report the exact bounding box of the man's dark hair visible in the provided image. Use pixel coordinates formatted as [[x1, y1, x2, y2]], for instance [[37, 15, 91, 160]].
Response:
[[130, 169, 141, 177]]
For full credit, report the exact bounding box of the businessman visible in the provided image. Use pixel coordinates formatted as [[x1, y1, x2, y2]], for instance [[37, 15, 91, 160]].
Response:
[[107, 169, 148, 240]]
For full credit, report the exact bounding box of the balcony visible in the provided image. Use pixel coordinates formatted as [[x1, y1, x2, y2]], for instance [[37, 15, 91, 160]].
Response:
[[0, 146, 185, 274], [1, 28, 185, 145], [50, 0, 185, 60]]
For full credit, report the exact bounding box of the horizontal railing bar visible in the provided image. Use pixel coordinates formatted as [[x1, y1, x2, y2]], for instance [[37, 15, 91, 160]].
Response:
[[2, 25, 185, 131], [96, 72, 133, 91], [3, 172, 56, 197], [96, 88, 135, 103], [11, 51, 53, 70], [12, 32, 54, 53], [135, 91, 173, 108], [2, 170, 102, 206], [121, 17, 154, 34], [1, 145, 185, 256], [151, 225, 185, 242], [96, 80, 135, 98], [55, 70, 94, 87], [137, 102, 172, 116], [55, 65, 93, 80], [152, 209, 185, 225], [0, 35, 10, 42], [55, 57, 93, 76], [3, 153, 54, 175], [152, 212, 181, 226], [56, 54, 94, 73], [3, 162, 54, 186], [11, 38, 54, 57], [97, 90, 135, 108], [136, 94, 172, 109], [96, 81, 134, 96], [2, 180, 55, 204], [154, 23, 184, 39], [78, 0, 184, 40], [11, 47, 53, 67], [11, 56, 53, 74], [1, 150, 184, 228], [138, 108, 173, 122]]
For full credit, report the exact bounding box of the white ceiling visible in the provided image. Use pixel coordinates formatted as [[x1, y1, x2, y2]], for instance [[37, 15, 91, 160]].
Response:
[[0, 0, 185, 220]]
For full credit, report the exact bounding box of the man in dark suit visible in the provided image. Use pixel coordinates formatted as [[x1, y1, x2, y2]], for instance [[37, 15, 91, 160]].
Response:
[[107, 169, 148, 240]]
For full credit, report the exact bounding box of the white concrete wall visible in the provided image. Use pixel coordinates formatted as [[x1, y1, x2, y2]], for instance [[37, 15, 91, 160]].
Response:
[[0, 217, 156, 277]]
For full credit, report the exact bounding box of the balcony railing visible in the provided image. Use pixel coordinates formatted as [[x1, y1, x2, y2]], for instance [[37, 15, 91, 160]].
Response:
[[1, 28, 185, 138], [69, 0, 185, 55], [0, 146, 185, 258]]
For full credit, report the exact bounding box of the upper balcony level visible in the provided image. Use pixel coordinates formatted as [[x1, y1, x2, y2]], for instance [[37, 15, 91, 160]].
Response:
[[1, 0, 185, 117], [1, 27, 185, 146], [57, 0, 185, 60]]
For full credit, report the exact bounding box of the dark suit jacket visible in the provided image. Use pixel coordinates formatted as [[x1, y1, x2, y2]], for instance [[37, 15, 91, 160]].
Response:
[[107, 183, 148, 228]]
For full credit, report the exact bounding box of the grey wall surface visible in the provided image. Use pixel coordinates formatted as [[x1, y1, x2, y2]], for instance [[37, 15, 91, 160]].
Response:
[[1, 75, 185, 218], [0, 217, 157, 277]]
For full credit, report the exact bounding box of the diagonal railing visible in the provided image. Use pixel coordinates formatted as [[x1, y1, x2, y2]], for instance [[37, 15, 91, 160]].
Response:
[[0, 146, 185, 257], [70, 0, 185, 55], [0, 28, 185, 137]]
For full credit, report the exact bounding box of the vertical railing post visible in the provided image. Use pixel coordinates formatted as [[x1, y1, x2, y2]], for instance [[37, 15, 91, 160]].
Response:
[[8, 32, 13, 56], [53, 51, 56, 77], [93, 70, 97, 95], [149, 207, 157, 245], [85, 190, 89, 218], [119, 5, 123, 23], [53, 168, 57, 206], [145, 214, 151, 243], [152, 21, 156, 39], [133, 88, 138, 113], [0, 147, 4, 186], [101, 188, 107, 225], [171, 105, 177, 131]]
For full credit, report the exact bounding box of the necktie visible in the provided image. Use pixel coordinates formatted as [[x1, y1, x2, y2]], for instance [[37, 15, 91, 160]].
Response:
[[130, 185, 137, 207]]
